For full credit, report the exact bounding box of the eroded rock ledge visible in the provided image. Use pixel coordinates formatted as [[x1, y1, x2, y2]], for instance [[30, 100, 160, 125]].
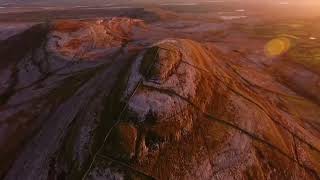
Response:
[[91, 39, 320, 179]]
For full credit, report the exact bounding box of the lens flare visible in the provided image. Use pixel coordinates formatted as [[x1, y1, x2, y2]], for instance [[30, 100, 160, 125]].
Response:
[[264, 37, 291, 57]]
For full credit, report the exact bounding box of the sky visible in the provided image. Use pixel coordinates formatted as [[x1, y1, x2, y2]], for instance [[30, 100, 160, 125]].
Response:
[[1, 0, 320, 6]]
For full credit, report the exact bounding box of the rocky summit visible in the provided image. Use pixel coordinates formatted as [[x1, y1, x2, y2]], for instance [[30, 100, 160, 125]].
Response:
[[0, 17, 320, 180]]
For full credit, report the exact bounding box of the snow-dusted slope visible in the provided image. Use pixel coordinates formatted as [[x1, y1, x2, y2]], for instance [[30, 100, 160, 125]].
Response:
[[0, 18, 320, 180]]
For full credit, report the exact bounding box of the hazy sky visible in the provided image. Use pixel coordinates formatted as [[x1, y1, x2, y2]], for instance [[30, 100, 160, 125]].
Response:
[[1, 0, 320, 5]]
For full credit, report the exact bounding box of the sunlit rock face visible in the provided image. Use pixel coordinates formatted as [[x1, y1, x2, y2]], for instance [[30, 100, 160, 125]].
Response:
[[99, 39, 320, 179], [0, 18, 320, 180], [47, 17, 147, 61]]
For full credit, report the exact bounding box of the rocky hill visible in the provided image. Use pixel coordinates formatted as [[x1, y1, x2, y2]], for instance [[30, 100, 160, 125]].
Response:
[[0, 18, 320, 180]]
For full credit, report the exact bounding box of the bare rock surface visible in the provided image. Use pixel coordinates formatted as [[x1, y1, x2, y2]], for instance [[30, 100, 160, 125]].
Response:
[[0, 18, 319, 180], [97, 39, 320, 180]]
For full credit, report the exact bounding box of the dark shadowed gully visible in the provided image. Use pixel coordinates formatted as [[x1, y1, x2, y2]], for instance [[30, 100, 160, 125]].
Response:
[[0, 3, 320, 179]]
